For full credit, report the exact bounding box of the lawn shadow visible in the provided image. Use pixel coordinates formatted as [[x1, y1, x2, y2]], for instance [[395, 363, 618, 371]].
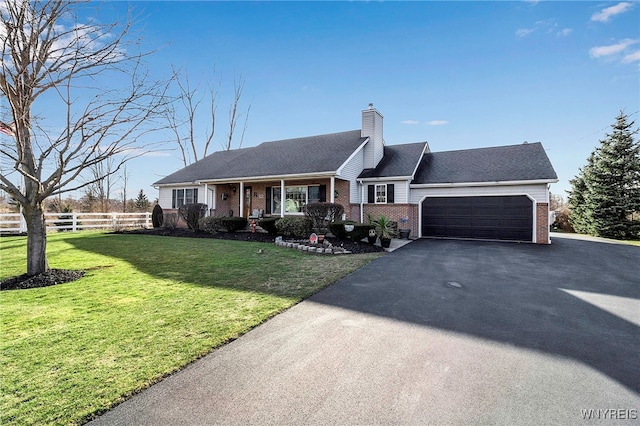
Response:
[[309, 237, 640, 394], [62, 233, 369, 299]]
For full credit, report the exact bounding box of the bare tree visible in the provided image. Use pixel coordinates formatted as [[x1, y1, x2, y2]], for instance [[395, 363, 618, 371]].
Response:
[[168, 68, 250, 166], [167, 68, 218, 167], [224, 75, 251, 151], [0, 1, 171, 275], [120, 164, 129, 213], [87, 156, 118, 212]]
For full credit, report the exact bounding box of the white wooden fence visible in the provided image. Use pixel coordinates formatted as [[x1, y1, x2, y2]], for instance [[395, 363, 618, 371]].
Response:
[[0, 212, 151, 234]]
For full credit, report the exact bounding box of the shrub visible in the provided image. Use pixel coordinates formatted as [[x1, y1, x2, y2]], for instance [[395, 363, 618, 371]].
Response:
[[164, 213, 179, 230], [199, 216, 223, 234], [152, 204, 164, 228], [218, 216, 248, 232], [275, 216, 313, 238], [258, 217, 279, 235], [552, 207, 574, 233], [351, 223, 376, 242], [54, 204, 74, 231], [178, 203, 208, 231], [328, 220, 355, 240], [304, 202, 344, 233]]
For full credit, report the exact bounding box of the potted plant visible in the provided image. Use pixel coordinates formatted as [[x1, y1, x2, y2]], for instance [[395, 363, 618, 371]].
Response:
[[374, 215, 396, 248], [399, 216, 410, 239]]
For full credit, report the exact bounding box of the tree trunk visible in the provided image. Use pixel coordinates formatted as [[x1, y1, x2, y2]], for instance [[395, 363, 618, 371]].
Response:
[[24, 205, 49, 276]]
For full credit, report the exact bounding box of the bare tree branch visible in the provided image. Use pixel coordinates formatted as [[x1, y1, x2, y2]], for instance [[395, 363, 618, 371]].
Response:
[[0, 0, 173, 275]]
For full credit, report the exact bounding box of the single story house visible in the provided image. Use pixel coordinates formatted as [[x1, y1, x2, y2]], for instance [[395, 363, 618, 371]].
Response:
[[154, 104, 558, 243]]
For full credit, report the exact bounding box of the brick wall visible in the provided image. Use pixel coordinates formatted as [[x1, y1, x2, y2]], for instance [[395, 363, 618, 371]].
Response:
[[363, 204, 419, 238], [536, 202, 550, 244]]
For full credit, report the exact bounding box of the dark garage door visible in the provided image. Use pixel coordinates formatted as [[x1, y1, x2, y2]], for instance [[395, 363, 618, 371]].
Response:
[[421, 196, 533, 241]]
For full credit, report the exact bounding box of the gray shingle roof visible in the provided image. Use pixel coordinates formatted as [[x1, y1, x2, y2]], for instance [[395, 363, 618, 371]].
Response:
[[412, 142, 557, 184], [358, 142, 428, 179], [155, 130, 367, 185]]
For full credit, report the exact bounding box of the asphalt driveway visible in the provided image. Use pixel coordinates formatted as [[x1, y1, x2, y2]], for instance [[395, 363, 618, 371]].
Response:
[[91, 235, 640, 425]]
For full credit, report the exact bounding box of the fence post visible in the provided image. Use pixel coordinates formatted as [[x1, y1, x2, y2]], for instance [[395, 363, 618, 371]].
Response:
[[19, 212, 27, 233], [146, 212, 151, 228], [112, 213, 117, 230], [72, 213, 78, 232]]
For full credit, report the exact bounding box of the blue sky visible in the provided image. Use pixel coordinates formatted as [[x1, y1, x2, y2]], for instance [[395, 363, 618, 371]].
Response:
[[67, 1, 640, 199]]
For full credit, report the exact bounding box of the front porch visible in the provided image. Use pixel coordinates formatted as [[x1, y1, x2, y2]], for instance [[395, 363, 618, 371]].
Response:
[[205, 177, 352, 220]]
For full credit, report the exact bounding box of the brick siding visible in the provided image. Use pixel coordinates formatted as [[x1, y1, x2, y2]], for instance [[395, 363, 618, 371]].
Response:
[[536, 202, 550, 244]]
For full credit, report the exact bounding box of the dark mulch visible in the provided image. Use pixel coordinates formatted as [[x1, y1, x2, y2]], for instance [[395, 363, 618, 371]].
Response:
[[1, 269, 85, 291], [115, 228, 385, 254]]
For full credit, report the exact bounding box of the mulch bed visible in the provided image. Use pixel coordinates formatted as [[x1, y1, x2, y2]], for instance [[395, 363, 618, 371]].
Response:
[[115, 227, 385, 254], [1, 269, 85, 291]]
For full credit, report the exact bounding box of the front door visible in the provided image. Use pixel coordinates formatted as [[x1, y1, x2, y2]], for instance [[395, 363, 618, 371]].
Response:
[[244, 186, 252, 218]]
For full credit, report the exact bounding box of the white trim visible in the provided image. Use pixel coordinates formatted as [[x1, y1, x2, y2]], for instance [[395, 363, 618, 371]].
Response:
[[330, 176, 335, 203], [239, 181, 244, 218], [336, 138, 369, 177], [359, 179, 365, 223], [280, 180, 285, 218], [410, 142, 430, 179], [375, 183, 388, 204], [411, 179, 558, 189], [194, 171, 337, 185], [360, 176, 413, 182]]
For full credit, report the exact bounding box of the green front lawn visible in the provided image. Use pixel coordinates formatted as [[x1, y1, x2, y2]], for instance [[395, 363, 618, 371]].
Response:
[[0, 232, 382, 425]]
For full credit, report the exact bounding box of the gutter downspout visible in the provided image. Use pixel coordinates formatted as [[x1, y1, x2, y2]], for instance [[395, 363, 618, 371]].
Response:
[[359, 179, 364, 223]]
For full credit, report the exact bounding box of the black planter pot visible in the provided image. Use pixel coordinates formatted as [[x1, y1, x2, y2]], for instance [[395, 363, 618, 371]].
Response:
[[367, 235, 377, 245], [380, 237, 391, 248], [399, 229, 410, 239]]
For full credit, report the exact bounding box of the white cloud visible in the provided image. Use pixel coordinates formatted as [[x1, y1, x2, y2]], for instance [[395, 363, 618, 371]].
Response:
[[622, 50, 640, 63], [427, 120, 448, 126], [557, 28, 573, 37], [589, 39, 638, 58], [401, 120, 420, 125], [591, 2, 634, 22], [516, 28, 535, 38]]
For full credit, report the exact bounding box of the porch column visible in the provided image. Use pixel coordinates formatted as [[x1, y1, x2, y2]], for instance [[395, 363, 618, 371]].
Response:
[[203, 183, 210, 216], [280, 179, 285, 217], [330, 176, 335, 203], [239, 181, 244, 217]]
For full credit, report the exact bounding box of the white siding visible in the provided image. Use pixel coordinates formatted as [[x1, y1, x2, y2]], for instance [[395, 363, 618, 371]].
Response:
[[410, 183, 548, 204], [158, 187, 173, 209], [337, 149, 365, 203], [361, 108, 384, 169], [157, 185, 203, 209]]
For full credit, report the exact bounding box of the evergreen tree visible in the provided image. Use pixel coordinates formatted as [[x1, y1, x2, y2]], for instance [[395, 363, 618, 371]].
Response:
[[134, 189, 150, 212], [568, 112, 640, 239]]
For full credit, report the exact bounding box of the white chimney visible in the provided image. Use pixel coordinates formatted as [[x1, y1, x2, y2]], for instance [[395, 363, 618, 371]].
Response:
[[361, 104, 384, 169]]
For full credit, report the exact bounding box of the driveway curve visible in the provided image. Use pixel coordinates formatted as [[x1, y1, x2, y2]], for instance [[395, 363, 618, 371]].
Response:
[[91, 236, 640, 425]]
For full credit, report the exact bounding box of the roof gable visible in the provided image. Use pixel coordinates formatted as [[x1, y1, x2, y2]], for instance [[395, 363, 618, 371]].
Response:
[[412, 142, 557, 184], [358, 142, 428, 179]]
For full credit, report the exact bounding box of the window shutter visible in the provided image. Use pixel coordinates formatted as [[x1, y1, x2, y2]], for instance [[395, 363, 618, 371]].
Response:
[[367, 185, 375, 203], [319, 185, 327, 202], [265, 187, 271, 214], [387, 184, 394, 203]]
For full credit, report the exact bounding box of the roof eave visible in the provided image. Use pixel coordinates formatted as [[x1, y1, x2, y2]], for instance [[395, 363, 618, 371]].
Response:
[[410, 178, 559, 188]]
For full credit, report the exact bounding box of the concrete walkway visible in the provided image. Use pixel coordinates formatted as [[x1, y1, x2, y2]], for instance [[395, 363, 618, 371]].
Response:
[[91, 237, 639, 425]]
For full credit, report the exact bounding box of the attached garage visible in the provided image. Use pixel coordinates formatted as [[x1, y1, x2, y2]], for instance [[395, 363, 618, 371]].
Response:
[[421, 195, 533, 242]]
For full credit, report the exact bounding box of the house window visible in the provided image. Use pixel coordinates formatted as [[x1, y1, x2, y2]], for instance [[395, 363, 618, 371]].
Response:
[[271, 185, 325, 214], [367, 183, 394, 204], [172, 188, 198, 208], [375, 184, 387, 204]]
